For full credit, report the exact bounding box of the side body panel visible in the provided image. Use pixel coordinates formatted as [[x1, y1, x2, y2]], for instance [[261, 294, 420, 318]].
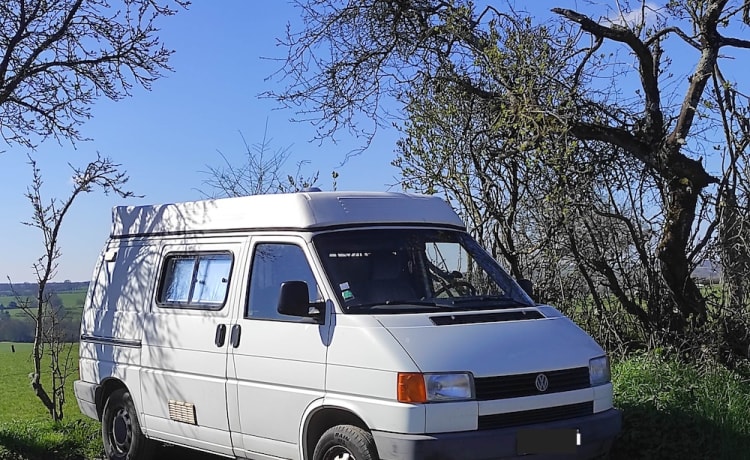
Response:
[[78, 239, 155, 422]]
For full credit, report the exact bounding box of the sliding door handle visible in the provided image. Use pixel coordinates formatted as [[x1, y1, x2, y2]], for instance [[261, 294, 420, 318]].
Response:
[[215, 324, 227, 347], [230, 324, 242, 348]]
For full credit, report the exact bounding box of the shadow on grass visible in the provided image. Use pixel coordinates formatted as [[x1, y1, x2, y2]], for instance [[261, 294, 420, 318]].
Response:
[[0, 434, 226, 460], [611, 402, 750, 460], [0, 421, 90, 460], [0, 443, 227, 460], [0, 418, 226, 460]]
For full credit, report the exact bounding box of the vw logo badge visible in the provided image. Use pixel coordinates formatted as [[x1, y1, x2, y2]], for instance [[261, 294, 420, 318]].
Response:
[[535, 373, 549, 392]]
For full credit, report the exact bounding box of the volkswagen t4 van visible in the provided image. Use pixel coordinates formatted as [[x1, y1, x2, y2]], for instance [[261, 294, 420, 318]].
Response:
[[74, 191, 621, 460]]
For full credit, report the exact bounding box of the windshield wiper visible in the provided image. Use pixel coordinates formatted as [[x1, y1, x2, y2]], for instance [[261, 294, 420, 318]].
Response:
[[361, 299, 441, 308], [345, 299, 448, 313]]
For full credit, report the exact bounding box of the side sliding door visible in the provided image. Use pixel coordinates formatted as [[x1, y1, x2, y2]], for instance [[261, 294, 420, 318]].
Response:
[[139, 238, 243, 456]]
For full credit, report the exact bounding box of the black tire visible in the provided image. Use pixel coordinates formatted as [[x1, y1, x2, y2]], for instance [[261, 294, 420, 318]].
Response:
[[101, 388, 155, 460], [313, 425, 378, 460]]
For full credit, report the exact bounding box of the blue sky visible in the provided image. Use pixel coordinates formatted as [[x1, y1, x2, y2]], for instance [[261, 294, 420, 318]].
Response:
[[1, 1, 732, 283], [1, 1, 408, 283]]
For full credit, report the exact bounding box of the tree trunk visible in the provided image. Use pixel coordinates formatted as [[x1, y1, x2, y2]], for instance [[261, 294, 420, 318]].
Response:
[[720, 188, 748, 311], [656, 176, 708, 327], [31, 283, 57, 420]]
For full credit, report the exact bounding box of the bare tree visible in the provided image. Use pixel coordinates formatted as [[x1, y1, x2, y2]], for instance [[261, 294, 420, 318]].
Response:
[[0, 0, 188, 149], [708, 65, 750, 364], [10, 155, 134, 421], [393, 20, 574, 283], [201, 123, 321, 197], [271, 0, 750, 339], [548, 1, 750, 327]]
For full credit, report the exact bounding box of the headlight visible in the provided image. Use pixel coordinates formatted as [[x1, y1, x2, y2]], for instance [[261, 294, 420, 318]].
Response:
[[589, 356, 611, 386], [397, 372, 474, 403]]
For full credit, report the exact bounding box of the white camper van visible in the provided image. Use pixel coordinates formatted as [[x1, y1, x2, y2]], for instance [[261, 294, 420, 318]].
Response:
[[75, 191, 621, 460]]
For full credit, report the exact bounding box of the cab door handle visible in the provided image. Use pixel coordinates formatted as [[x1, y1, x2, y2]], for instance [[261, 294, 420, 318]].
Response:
[[215, 324, 227, 347], [230, 324, 241, 348]]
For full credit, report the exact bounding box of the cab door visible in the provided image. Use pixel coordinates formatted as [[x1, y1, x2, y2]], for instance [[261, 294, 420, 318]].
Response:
[[227, 235, 331, 459]]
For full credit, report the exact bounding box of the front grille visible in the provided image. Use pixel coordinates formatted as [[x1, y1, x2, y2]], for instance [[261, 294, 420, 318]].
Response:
[[478, 401, 593, 430], [474, 367, 590, 400]]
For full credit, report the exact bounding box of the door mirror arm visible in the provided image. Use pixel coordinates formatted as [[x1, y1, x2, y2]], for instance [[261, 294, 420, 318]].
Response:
[[307, 301, 326, 323]]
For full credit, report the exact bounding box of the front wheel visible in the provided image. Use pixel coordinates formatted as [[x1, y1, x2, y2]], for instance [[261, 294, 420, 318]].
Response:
[[313, 425, 378, 460], [101, 388, 155, 460]]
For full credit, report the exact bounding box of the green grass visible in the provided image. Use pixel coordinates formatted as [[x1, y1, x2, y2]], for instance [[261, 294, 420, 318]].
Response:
[[56, 292, 87, 309], [0, 419, 101, 460], [0, 342, 102, 460], [0, 343, 82, 423], [611, 353, 750, 459]]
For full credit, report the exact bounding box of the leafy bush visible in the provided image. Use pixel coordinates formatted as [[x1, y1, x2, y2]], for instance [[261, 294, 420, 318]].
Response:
[[611, 352, 750, 459]]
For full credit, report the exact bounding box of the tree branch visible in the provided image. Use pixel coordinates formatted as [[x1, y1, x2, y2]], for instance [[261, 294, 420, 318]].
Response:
[[668, 0, 726, 145], [552, 8, 663, 144], [719, 35, 750, 48], [645, 26, 700, 49], [567, 121, 656, 167]]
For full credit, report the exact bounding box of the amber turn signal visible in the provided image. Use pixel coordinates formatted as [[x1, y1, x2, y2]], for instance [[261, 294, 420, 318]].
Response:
[[397, 372, 427, 403]]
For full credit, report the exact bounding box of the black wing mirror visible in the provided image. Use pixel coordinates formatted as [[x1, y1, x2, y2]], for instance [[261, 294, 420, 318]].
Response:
[[277, 281, 325, 322]]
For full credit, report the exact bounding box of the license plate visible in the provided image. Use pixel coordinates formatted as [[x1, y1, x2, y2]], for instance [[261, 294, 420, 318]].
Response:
[[516, 428, 579, 455]]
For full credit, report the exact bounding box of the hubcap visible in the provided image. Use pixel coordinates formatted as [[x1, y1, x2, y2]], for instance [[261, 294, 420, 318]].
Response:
[[324, 446, 354, 460], [111, 407, 132, 453]]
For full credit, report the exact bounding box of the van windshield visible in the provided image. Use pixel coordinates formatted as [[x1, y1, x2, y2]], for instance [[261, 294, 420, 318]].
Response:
[[313, 229, 533, 313]]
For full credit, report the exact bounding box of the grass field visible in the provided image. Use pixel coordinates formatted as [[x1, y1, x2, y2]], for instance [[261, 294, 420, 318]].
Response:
[[0, 342, 102, 460], [2, 341, 750, 459], [0, 343, 83, 423], [610, 353, 750, 459]]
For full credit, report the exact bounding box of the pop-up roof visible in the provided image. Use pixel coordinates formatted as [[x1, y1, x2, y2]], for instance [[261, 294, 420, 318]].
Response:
[[111, 191, 465, 237]]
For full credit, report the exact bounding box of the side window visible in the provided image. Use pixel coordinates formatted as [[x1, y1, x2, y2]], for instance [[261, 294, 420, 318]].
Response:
[[247, 243, 320, 321], [158, 252, 233, 309]]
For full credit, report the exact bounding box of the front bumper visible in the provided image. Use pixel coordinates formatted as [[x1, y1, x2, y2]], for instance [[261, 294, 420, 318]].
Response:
[[373, 408, 622, 460]]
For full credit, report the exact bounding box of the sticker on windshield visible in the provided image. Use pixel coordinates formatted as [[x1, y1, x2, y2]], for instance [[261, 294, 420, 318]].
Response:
[[340, 282, 354, 300]]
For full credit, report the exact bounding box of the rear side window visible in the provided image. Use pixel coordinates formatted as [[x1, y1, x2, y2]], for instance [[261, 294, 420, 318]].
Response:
[[158, 252, 233, 309]]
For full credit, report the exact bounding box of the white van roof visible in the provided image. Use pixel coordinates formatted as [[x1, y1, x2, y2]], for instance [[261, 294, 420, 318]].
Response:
[[111, 191, 465, 237]]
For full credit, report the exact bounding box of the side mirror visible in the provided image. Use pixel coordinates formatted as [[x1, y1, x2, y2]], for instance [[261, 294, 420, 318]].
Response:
[[518, 279, 535, 301], [277, 281, 325, 322]]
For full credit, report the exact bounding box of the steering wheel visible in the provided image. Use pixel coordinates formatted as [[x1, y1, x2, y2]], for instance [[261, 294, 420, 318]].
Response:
[[433, 279, 478, 298]]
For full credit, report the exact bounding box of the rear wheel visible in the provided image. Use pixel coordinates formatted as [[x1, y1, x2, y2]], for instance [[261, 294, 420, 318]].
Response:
[[313, 425, 378, 460], [101, 388, 155, 460]]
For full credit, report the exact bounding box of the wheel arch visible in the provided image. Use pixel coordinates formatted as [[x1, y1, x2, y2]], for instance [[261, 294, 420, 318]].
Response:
[[302, 406, 370, 460], [96, 377, 128, 420]]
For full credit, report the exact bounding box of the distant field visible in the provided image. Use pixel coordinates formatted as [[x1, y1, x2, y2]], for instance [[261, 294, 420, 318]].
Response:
[[0, 289, 87, 320], [0, 342, 83, 423]]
